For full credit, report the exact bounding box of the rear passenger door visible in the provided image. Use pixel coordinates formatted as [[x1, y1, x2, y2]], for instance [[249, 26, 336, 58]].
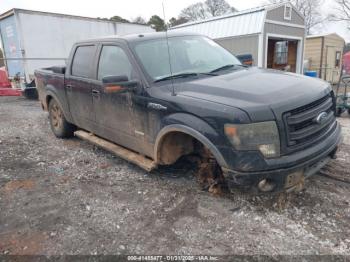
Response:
[[66, 44, 97, 131]]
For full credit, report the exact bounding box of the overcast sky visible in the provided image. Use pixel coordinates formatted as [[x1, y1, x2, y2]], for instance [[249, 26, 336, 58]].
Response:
[[0, 0, 349, 41]]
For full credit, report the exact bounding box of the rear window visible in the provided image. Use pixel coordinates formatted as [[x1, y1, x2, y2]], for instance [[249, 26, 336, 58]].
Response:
[[71, 45, 95, 78]]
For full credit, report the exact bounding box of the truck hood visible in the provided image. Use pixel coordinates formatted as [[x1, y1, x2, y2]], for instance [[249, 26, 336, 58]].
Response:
[[176, 67, 331, 122]]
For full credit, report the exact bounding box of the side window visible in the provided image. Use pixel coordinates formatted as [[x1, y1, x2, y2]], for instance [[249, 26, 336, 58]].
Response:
[[71, 45, 95, 78], [335, 51, 341, 67], [274, 41, 288, 65], [98, 46, 132, 80], [284, 4, 292, 20]]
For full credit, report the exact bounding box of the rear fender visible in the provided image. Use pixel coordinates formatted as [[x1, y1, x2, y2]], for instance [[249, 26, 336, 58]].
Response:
[[45, 86, 74, 123]]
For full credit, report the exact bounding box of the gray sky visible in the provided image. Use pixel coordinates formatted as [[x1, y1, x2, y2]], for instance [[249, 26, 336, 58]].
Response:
[[0, 0, 263, 20], [0, 0, 349, 41]]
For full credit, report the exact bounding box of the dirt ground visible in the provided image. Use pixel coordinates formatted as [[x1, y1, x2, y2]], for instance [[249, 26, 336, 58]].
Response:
[[0, 96, 350, 256]]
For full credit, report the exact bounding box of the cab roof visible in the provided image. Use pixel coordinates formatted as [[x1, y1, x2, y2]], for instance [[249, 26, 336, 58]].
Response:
[[76, 31, 203, 45]]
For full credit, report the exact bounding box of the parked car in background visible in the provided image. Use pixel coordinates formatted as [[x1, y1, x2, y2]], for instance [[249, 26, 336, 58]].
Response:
[[35, 32, 342, 193], [343, 52, 350, 76]]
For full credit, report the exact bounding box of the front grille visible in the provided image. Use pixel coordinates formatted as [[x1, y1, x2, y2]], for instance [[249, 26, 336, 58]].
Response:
[[283, 94, 336, 149]]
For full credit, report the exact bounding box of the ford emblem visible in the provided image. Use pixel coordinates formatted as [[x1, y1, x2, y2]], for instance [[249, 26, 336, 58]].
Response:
[[315, 112, 328, 124]]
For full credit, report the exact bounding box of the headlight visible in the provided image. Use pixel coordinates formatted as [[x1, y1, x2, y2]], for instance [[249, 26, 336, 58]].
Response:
[[224, 121, 280, 158]]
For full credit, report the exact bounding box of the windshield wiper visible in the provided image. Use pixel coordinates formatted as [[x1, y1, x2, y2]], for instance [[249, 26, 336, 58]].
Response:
[[154, 72, 199, 83], [210, 64, 244, 73]]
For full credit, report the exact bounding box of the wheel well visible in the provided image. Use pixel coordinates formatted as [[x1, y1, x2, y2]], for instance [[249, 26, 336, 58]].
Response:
[[156, 131, 205, 165], [46, 95, 53, 110]]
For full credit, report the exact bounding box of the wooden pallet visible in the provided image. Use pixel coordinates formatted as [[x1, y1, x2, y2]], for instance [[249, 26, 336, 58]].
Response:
[[74, 130, 157, 172]]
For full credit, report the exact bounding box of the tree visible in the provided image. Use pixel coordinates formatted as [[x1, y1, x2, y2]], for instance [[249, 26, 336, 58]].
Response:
[[110, 15, 130, 23], [268, 0, 325, 34], [132, 16, 147, 25], [329, 0, 350, 27], [168, 17, 189, 27], [179, 0, 236, 22], [180, 2, 208, 21], [205, 0, 237, 17], [148, 15, 166, 31]]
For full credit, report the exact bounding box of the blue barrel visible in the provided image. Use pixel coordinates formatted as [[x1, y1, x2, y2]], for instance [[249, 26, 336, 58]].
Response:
[[304, 71, 318, 77]]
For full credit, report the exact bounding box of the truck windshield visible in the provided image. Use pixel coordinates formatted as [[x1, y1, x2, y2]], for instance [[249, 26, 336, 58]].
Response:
[[132, 35, 242, 82]]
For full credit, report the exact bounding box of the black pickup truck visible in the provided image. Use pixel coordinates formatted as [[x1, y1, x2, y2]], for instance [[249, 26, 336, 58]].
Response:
[[35, 32, 342, 193]]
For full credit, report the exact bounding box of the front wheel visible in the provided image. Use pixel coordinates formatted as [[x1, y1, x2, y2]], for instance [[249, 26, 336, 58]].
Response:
[[48, 99, 75, 138]]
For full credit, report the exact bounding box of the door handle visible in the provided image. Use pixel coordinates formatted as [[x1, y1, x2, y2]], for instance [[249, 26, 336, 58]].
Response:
[[92, 89, 100, 97], [66, 84, 73, 92]]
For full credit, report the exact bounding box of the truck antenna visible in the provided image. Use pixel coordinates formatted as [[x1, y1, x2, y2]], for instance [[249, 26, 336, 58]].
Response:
[[162, 1, 176, 96]]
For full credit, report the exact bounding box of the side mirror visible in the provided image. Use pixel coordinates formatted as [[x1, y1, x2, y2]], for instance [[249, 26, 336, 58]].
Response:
[[102, 75, 139, 94]]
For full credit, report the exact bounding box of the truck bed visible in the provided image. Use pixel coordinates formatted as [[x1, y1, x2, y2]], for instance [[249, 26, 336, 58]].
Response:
[[34, 66, 66, 111]]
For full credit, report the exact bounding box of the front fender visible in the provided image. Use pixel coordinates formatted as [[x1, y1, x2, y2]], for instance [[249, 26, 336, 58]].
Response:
[[154, 113, 228, 168]]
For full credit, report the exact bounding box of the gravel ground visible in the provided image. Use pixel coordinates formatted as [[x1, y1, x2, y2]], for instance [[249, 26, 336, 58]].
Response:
[[0, 96, 350, 256]]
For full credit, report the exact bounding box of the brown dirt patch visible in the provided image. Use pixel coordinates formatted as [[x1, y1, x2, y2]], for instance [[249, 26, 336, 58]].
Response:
[[0, 232, 48, 255], [1, 180, 35, 195]]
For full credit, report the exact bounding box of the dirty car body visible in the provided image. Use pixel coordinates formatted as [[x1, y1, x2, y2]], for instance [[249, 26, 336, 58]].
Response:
[[35, 32, 342, 193]]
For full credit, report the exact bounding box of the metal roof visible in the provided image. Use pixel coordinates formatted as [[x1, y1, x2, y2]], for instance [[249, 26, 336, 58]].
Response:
[[306, 33, 345, 40], [0, 8, 148, 27], [169, 2, 300, 39]]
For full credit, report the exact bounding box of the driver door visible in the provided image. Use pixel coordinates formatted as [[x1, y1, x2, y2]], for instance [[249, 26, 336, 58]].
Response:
[[90, 44, 139, 151]]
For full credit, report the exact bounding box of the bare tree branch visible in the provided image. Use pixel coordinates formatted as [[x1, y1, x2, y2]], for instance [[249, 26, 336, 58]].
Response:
[[205, 0, 237, 17], [180, 2, 208, 21], [329, 0, 350, 21], [179, 0, 236, 22]]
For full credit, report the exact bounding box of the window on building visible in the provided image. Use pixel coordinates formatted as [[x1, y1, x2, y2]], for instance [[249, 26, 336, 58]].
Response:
[[335, 51, 341, 67], [71, 45, 95, 78], [97, 46, 132, 80], [284, 4, 292, 20], [274, 41, 288, 65]]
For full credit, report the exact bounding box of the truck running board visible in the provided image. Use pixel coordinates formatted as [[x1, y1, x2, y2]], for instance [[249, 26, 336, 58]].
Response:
[[74, 130, 157, 172]]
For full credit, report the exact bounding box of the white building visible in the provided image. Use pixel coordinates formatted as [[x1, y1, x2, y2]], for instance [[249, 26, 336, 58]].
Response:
[[0, 8, 154, 82], [170, 3, 306, 74]]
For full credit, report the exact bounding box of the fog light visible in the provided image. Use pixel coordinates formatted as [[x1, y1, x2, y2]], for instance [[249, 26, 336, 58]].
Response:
[[258, 179, 276, 192], [258, 144, 278, 158]]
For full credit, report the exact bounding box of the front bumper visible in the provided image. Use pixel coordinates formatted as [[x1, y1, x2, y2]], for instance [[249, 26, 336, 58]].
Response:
[[222, 123, 342, 192]]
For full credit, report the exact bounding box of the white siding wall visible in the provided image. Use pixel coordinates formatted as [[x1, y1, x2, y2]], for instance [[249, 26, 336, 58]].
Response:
[[216, 34, 260, 65]]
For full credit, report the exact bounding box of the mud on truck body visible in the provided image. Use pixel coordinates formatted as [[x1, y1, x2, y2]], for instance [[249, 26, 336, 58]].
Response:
[[35, 32, 342, 193]]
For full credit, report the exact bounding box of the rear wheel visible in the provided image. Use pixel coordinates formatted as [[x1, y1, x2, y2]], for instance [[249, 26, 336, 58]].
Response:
[[48, 99, 75, 138]]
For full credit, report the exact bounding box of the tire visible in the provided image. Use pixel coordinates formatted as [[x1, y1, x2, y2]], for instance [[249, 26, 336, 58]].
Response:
[[48, 99, 75, 138]]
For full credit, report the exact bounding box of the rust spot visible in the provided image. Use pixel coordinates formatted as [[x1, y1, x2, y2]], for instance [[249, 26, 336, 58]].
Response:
[[158, 132, 194, 165], [0, 232, 48, 255], [193, 147, 226, 196], [275, 192, 292, 211], [158, 133, 226, 196], [2, 180, 35, 194]]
